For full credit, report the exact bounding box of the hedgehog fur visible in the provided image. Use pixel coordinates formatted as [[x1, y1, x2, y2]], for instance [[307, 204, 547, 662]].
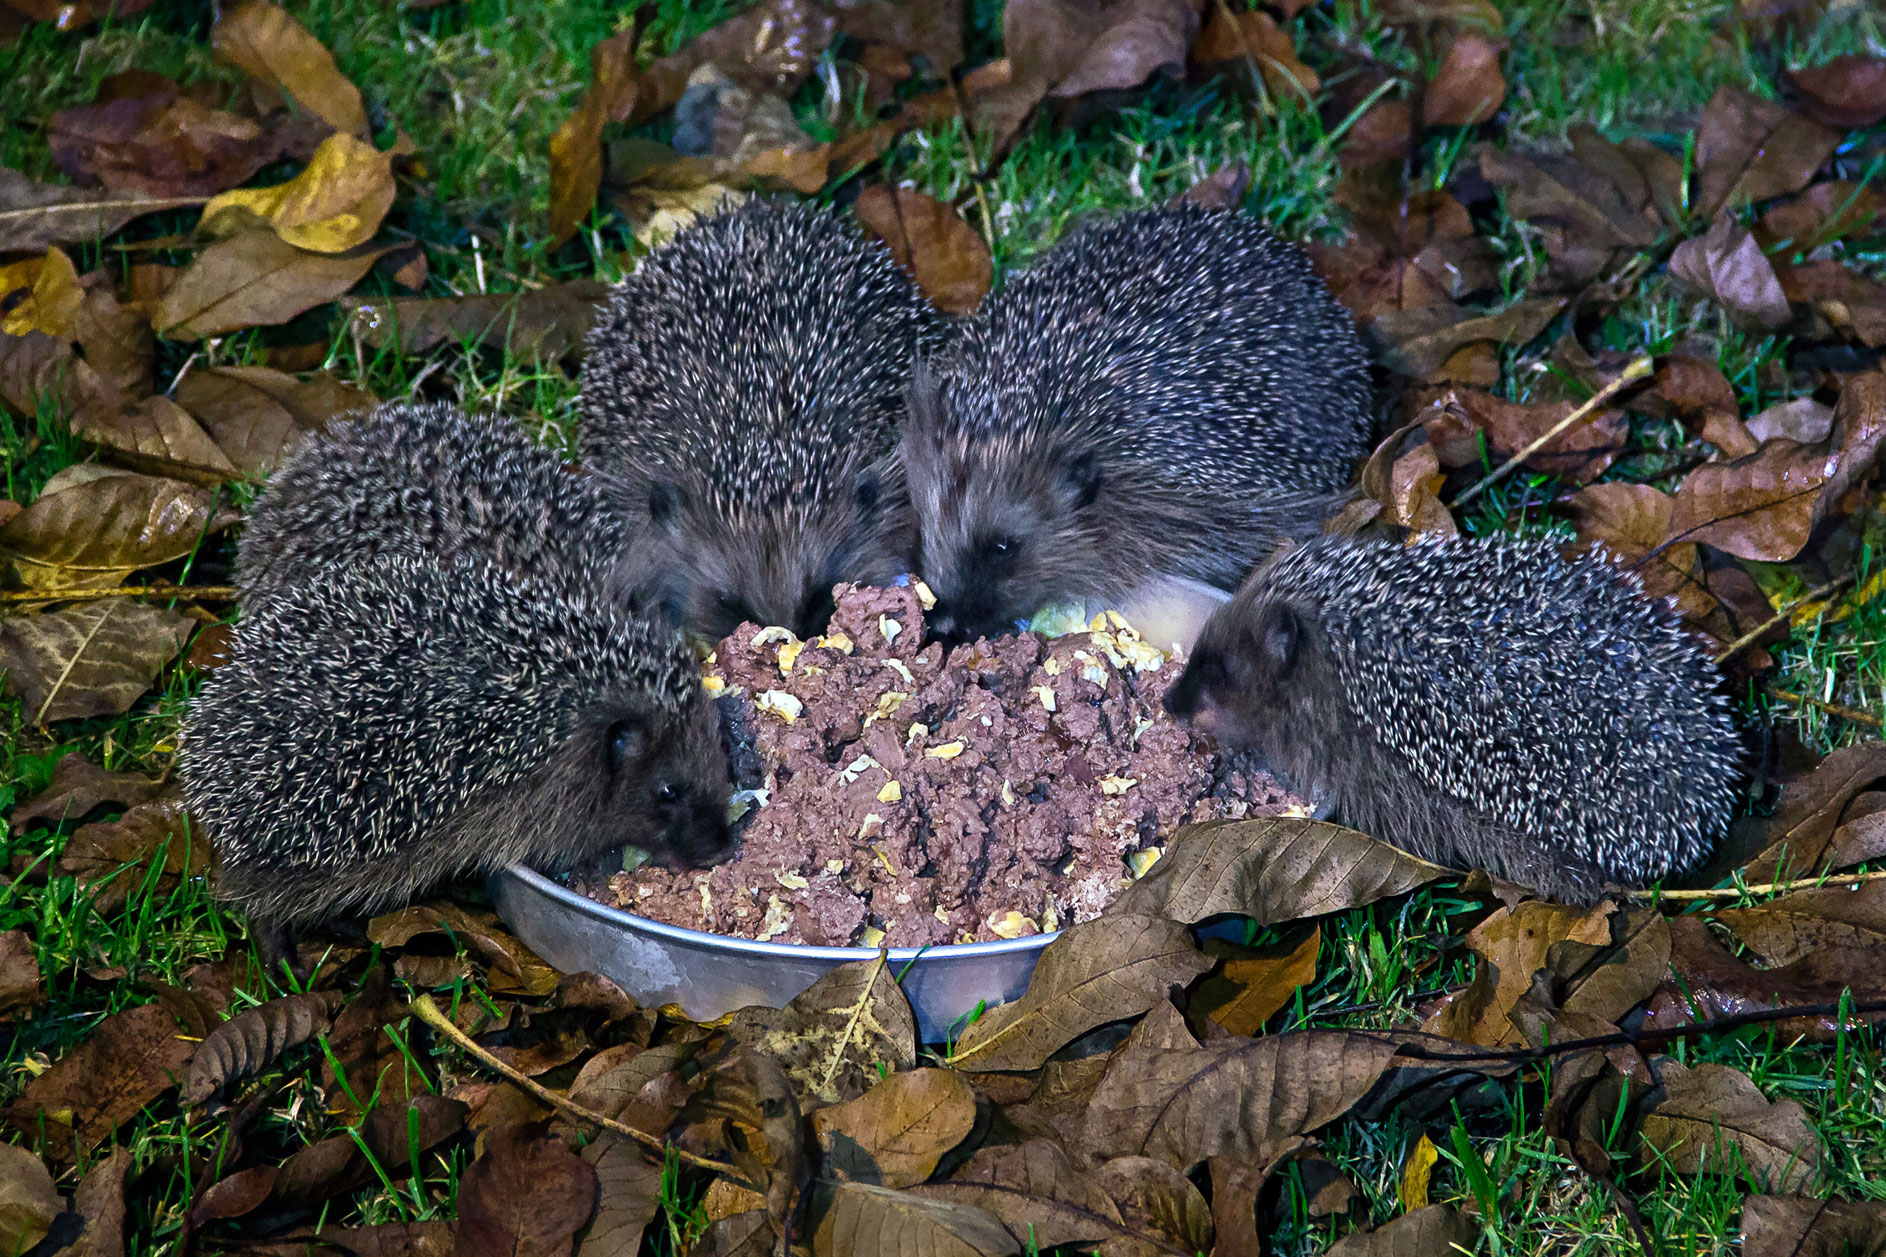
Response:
[[579, 198, 944, 640], [236, 401, 631, 611], [1165, 535, 1743, 901], [183, 552, 733, 941], [903, 206, 1373, 644]]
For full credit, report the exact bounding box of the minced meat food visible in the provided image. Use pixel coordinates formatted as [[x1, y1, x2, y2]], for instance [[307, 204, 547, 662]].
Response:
[[566, 583, 1306, 946]]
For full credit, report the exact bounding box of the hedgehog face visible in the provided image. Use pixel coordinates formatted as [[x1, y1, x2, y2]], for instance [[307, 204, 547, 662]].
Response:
[[589, 693, 735, 870]]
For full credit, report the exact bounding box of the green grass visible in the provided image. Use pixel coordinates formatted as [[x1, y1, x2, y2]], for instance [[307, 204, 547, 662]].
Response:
[[4, 0, 1886, 1252]]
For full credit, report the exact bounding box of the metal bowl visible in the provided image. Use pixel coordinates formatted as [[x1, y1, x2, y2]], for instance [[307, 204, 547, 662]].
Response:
[[490, 864, 1055, 1042]]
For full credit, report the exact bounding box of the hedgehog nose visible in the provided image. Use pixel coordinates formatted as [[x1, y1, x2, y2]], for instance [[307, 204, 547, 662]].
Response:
[[670, 794, 735, 869], [927, 606, 964, 646], [1164, 670, 1213, 730]]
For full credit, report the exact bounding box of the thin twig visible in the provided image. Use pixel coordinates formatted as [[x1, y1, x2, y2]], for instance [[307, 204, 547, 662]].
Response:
[[1449, 356, 1655, 510], [408, 994, 741, 1178], [1713, 575, 1854, 664], [1766, 686, 1883, 729], [0, 584, 239, 604], [1637, 866, 1886, 902]]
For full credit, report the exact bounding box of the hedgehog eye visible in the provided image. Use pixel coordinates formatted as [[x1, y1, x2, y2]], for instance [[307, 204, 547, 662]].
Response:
[[605, 719, 646, 771]]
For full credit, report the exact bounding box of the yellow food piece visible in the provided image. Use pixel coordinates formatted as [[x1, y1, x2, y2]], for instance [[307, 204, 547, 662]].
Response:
[[1099, 775, 1139, 795], [1127, 847, 1163, 879], [988, 910, 1037, 939], [859, 926, 886, 948], [877, 780, 903, 803], [775, 640, 805, 673], [702, 674, 726, 696], [817, 631, 856, 654], [750, 625, 799, 648], [774, 870, 809, 890], [926, 740, 966, 760], [757, 895, 792, 941], [879, 614, 904, 644], [912, 579, 938, 610], [755, 689, 803, 722]]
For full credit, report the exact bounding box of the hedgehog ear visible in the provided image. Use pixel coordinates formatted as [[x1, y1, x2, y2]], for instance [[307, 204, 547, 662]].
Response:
[[1257, 605, 1301, 674], [647, 480, 687, 531], [854, 468, 882, 516], [1060, 451, 1103, 511]]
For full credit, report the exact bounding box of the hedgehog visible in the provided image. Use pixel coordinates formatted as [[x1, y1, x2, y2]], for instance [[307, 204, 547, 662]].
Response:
[[236, 401, 632, 611], [578, 198, 944, 641], [902, 206, 1373, 645], [1164, 535, 1743, 902], [182, 551, 733, 964]]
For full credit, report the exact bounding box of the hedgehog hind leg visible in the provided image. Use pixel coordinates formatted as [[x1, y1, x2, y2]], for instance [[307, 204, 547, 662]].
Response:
[[1443, 809, 1614, 905]]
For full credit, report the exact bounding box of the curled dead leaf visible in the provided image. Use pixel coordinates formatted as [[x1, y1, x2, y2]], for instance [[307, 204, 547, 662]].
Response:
[[1423, 34, 1505, 126], [1669, 215, 1791, 332], [854, 185, 992, 315], [1668, 437, 1836, 562], [1783, 54, 1886, 131], [1693, 86, 1840, 219], [198, 131, 395, 253], [48, 79, 283, 198], [211, 0, 369, 137], [1191, 6, 1318, 101], [812, 1068, 978, 1188], [183, 990, 346, 1106]]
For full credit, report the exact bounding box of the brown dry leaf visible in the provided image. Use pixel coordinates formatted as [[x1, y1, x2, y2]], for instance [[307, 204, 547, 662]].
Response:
[[1713, 880, 1886, 967], [1317, 179, 1497, 318], [262, 1221, 455, 1257], [816, 1182, 1019, 1257], [1747, 397, 1833, 446], [1190, 6, 1319, 101], [1784, 55, 1886, 130], [726, 953, 917, 1105], [1114, 817, 1452, 926], [1634, 352, 1754, 455], [813, 1068, 977, 1188], [1566, 482, 1712, 620], [1694, 86, 1841, 219], [1779, 260, 1886, 348], [155, 229, 387, 339], [1668, 437, 1836, 562], [946, 914, 1212, 1073], [1823, 371, 1886, 510], [569, 1041, 695, 1133], [1741, 1195, 1886, 1257], [5, 1001, 194, 1162], [1641, 1060, 1819, 1191], [1377, 0, 1503, 34], [548, 30, 644, 247], [0, 166, 203, 253], [0, 931, 42, 1020], [0, 330, 119, 438], [1758, 181, 1886, 250], [322, 965, 430, 1118], [0, 247, 83, 339], [1643, 915, 1886, 1042], [456, 1121, 598, 1257], [1189, 926, 1319, 1038], [1449, 386, 1625, 482], [1078, 1024, 1400, 1174], [1324, 1205, 1481, 1256], [1742, 743, 1886, 882], [186, 1165, 278, 1228], [75, 395, 240, 485], [174, 364, 374, 479], [346, 281, 609, 361], [1670, 214, 1791, 331], [1093, 1156, 1214, 1254], [912, 1140, 1169, 1255], [1548, 908, 1673, 1026], [1369, 295, 1564, 379], [0, 1142, 59, 1254], [678, 1046, 806, 1235], [366, 902, 560, 996], [577, 1134, 663, 1257], [73, 271, 155, 400], [47, 81, 283, 198], [0, 601, 194, 725], [1171, 162, 1250, 210], [1482, 127, 1682, 286], [10, 751, 164, 832], [853, 185, 992, 316], [61, 1147, 130, 1257], [57, 795, 212, 912], [212, 0, 369, 137], [198, 131, 395, 253], [0, 466, 235, 590], [1427, 901, 1613, 1046], [1423, 34, 1504, 126], [183, 990, 346, 1106], [268, 1095, 467, 1209]]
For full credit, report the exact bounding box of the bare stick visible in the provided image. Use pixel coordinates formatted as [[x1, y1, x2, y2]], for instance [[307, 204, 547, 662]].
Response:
[[1713, 575, 1854, 664], [1635, 866, 1886, 902], [0, 584, 239, 604], [1766, 686, 1883, 729], [408, 994, 741, 1178], [1449, 355, 1654, 510]]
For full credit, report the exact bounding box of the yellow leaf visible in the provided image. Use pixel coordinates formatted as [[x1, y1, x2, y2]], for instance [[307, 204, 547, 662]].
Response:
[[197, 133, 395, 254], [1400, 1133, 1438, 1210], [0, 247, 82, 339]]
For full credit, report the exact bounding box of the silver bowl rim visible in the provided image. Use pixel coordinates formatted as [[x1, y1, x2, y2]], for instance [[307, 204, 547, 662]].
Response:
[[502, 863, 1063, 962]]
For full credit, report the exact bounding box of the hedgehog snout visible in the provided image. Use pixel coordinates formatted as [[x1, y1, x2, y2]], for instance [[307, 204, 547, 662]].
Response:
[[654, 782, 736, 869]]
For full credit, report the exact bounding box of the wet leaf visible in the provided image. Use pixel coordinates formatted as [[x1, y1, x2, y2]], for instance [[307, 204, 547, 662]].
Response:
[[1668, 437, 1835, 562], [0, 1142, 57, 1253], [0, 601, 194, 724], [812, 1068, 978, 1188], [183, 990, 346, 1105], [815, 1182, 1019, 1257], [947, 915, 1211, 1073], [1369, 295, 1564, 379], [1693, 86, 1840, 219], [75, 395, 240, 485], [456, 1121, 598, 1257], [1747, 397, 1833, 446], [1644, 915, 1886, 1042], [911, 1140, 1164, 1255], [1669, 214, 1790, 331], [1547, 908, 1672, 1026], [1741, 1194, 1886, 1257], [1324, 1205, 1480, 1256], [1633, 353, 1753, 454], [0, 466, 233, 590], [345, 281, 608, 362], [727, 953, 916, 1105], [1478, 127, 1677, 286], [1427, 901, 1613, 1046], [1713, 881, 1886, 967], [1189, 926, 1319, 1038], [854, 185, 992, 316], [1422, 34, 1504, 126], [5, 1001, 194, 1162], [47, 81, 282, 198], [1822, 371, 1886, 510], [155, 229, 387, 339], [73, 272, 154, 400], [173, 364, 375, 479], [1784, 54, 1886, 130], [1779, 260, 1886, 348], [198, 131, 395, 252], [1742, 742, 1886, 881], [1190, 6, 1318, 101], [568, 1041, 694, 1131], [1114, 818, 1452, 927], [1566, 482, 1710, 619], [10, 752, 163, 832], [1092, 1156, 1214, 1254], [0, 166, 202, 253], [0, 931, 42, 1020], [0, 247, 83, 339], [1640, 1060, 1819, 1191], [212, 0, 369, 137]]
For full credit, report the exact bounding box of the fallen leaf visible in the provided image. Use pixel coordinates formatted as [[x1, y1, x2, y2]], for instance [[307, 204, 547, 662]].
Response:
[[186, 1165, 278, 1228], [5, 1001, 195, 1162], [1114, 817, 1452, 926], [1446, 386, 1625, 482], [1784, 54, 1886, 130], [548, 29, 644, 247], [0, 932, 42, 1020], [1742, 742, 1886, 881], [1189, 926, 1320, 1037], [1670, 214, 1791, 331], [1171, 162, 1250, 209], [0, 330, 119, 436], [813, 1068, 977, 1188], [173, 364, 374, 479], [1693, 86, 1841, 219], [853, 185, 992, 315], [0, 247, 83, 339], [0, 166, 203, 253], [212, 0, 369, 137], [677, 1046, 806, 1236], [72, 271, 155, 400], [578, 1134, 663, 1257], [63, 1148, 130, 1257], [815, 1182, 1019, 1257], [947, 914, 1212, 1072], [1092, 1155, 1214, 1254], [1747, 397, 1833, 446], [1427, 901, 1613, 1046], [183, 990, 345, 1105], [1369, 295, 1565, 379], [1339, 96, 1415, 173], [57, 795, 212, 912], [1190, 6, 1319, 101], [726, 953, 917, 1105], [268, 1095, 467, 1209], [1713, 880, 1886, 967], [911, 1140, 1159, 1254], [367, 902, 559, 996], [0, 601, 194, 724], [1548, 908, 1673, 1026], [1644, 915, 1886, 1042], [9, 752, 164, 832], [322, 965, 432, 1118], [1779, 260, 1886, 348], [569, 1041, 695, 1131], [154, 228, 387, 339], [1758, 181, 1886, 250], [1667, 437, 1836, 562], [0, 466, 235, 590], [48, 81, 283, 198], [198, 131, 394, 252], [1641, 1060, 1819, 1191], [1741, 1194, 1886, 1257], [1423, 34, 1504, 126], [345, 281, 608, 361], [1632, 352, 1753, 455], [1377, 0, 1503, 34], [1325, 1205, 1481, 1256], [1822, 371, 1886, 510], [456, 1121, 598, 1257], [74, 395, 240, 485], [0, 1143, 58, 1254], [1566, 482, 1711, 619]]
